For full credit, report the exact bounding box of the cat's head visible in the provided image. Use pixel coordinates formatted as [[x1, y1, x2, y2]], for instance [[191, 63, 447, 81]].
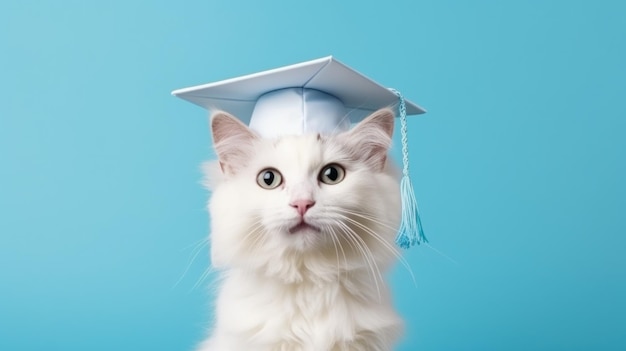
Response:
[[205, 109, 402, 280]]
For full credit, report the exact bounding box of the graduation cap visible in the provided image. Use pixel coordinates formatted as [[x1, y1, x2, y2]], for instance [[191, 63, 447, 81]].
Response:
[[172, 56, 427, 248]]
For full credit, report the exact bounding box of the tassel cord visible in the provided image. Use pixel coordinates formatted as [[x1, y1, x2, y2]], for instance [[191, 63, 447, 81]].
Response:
[[389, 88, 428, 248]]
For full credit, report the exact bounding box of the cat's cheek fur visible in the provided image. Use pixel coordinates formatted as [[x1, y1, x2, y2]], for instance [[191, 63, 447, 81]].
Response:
[[208, 175, 271, 269]]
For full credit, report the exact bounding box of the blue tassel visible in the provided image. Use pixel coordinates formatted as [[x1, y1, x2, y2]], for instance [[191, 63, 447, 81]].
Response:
[[389, 89, 428, 249], [398, 174, 427, 248]]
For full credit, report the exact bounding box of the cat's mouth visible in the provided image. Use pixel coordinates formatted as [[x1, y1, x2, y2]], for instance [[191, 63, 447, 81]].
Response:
[[288, 221, 320, 235]]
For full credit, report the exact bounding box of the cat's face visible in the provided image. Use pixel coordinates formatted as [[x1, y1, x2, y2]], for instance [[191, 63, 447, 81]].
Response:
[[206, 109, 401, 274]]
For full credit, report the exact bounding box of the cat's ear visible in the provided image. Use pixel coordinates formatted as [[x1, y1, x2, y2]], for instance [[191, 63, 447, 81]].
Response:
[[345, 108, 394, 170], [211, 111, 258, 175]]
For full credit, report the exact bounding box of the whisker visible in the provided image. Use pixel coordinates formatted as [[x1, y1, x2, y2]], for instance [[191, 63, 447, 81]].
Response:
[[190, 217, 268, 291], [336, 221, 383, 301], [173, 237, 209, 290], [192, 265, 216, 292], [325, 224, 349, 280], [336, 213, 417, 287], [331, 208, 417, 284], [179, 236, 210, 253], [325, 224, 341, 278], [335, 208, 399, 231], [425, 243, 459, 265]]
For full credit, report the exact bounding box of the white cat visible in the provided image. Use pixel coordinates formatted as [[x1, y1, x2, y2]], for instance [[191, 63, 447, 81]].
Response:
[[198, 108, 404, 351]]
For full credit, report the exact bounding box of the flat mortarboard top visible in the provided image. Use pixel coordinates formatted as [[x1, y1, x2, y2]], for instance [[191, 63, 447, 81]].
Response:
[[171, 56, 426, 138]]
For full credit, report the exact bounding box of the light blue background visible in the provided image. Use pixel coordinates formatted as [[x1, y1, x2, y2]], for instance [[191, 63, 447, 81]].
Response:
[[1, 1, 624, 350]]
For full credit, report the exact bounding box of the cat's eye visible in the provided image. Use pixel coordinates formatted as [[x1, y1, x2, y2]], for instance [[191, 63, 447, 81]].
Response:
[[256, 168, 283, 189], [319, 164, 345, 185]]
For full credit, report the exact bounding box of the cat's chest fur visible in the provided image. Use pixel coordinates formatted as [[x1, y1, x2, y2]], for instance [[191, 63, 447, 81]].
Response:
[[205, 268, 402, 351]]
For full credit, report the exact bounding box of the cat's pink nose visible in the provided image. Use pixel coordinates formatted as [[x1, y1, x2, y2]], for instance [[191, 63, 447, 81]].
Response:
[[290, 199, 315, 216]]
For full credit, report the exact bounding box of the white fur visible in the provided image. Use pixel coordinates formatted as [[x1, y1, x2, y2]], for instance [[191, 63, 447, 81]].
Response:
[[198, 110, 404, 351]]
